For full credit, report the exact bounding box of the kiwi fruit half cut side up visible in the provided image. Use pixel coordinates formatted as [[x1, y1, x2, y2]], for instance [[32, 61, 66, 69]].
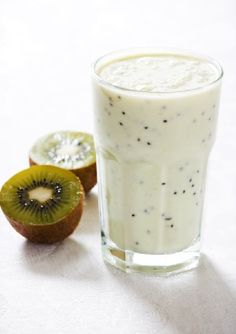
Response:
[[0, 165, 84, 243], [29, 131, 97, 193]]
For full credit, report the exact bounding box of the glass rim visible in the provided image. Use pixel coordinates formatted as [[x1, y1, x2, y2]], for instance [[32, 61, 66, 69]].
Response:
[[92, 47, 223, 95]]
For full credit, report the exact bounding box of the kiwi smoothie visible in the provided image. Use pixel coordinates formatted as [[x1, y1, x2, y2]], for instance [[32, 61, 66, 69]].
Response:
[[92, 49, 223, 274]]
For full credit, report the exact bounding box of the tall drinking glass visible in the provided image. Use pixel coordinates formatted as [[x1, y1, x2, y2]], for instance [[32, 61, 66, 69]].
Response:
[[92, 49, 223, 274]]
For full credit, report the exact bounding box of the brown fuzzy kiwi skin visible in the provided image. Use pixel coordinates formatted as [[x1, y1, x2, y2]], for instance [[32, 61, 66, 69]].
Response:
[[29, 158, 97, 193], [72, 162, 97, 193], [3, 192, 84, 244]]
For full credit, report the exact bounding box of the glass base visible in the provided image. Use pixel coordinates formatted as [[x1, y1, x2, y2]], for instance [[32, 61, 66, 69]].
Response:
[[102, 235, 200, 276]]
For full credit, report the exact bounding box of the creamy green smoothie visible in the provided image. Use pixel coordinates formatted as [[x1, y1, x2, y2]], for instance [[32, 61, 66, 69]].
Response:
[[92, 50, 222, 272]]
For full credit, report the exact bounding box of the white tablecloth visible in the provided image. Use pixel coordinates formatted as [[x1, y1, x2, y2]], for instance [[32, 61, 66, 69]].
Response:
[[0, 1, 236, 333]]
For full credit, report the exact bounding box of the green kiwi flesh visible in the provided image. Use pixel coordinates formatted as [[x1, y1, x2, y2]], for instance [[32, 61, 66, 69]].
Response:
[[0, 165, 84, 243], [29, 131, 97, 193]]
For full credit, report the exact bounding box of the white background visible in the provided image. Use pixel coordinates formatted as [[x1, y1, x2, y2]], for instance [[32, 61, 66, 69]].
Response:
[[0, 1, 236, 333]]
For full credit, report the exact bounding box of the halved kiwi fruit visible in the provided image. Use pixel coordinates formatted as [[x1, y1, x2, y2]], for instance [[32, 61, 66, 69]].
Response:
[[29, 131, 97, 193], [0, 165, 84, 243]]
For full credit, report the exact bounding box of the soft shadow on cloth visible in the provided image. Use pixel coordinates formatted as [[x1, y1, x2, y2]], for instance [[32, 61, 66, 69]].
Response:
[[0, 294, 7, 318], [106, 254, 236, 334], [21, 237, 99, 281]]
